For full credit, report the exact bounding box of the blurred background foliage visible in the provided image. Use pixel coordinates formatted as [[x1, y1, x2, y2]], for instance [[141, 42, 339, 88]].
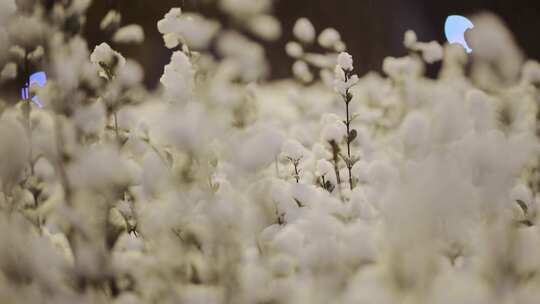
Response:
[[84, 0, 540, 88]]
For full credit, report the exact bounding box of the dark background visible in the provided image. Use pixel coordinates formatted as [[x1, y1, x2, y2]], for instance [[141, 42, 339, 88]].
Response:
[[84, 0, 540, 88]]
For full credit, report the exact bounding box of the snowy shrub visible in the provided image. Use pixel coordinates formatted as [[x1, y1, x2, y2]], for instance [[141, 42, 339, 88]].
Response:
[[0, 1, 539, 303]]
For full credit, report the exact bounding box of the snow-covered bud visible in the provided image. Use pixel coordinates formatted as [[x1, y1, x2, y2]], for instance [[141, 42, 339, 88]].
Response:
[[316, 159, 333, 177], [293, 18, 315, 44], [158, 8, 220, 50], [417, 41, 444, 64], [90, 43, 126, 80], [113, 25, 145, 44], [281, 139, 305, 161], [318, 28, 341, 49], [337, 52, 354, 71], [100, 10, 122, 31], [160, 51, 194, 103], [247, 14, 281, 41], [292, 60, 313, 83], [321, 121, 345, 143], [403, 30, 417, 49], [334, 65, 345, 82], [285, 41, 303, 58], [522, 60, 540, 85]]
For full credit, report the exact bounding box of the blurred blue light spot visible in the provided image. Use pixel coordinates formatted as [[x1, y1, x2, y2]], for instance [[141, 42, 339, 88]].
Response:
[[21, 71, 46, 108], [445, 15, 474, 53]]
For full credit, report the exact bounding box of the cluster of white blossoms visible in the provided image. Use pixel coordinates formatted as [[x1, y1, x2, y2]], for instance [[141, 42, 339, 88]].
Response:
[[1, 1, 540, 304]]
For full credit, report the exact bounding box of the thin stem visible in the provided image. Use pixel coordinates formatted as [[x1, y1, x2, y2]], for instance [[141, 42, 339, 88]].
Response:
[[343, 70, 354, 191], [330, 140, 343, 201], [345, 100, 351, 157], [113, 111, 119, 141], [345, 102, 353, 190], [294, 162, 300, 183], [286, 157, 301, 183]]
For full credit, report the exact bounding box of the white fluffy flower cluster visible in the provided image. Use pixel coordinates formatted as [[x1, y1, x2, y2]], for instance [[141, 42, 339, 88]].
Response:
[[286, 18, 346, 85], [157, 7, 220, 50], [113, 24, 145, 44], [403, 30, 443, 63], [334, 52, 359, 95], [281, 139, 305, 161], [90, 42, 126, 80], [1, 3, 540, 304], [160, 51, 194, 103]]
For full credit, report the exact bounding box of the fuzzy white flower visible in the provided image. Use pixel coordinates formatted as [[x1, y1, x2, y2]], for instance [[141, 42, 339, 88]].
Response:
[[158, 8, 220, 50], [70, 0, 92, 14], [334, 61, 359, 95], [0, 62, 16, 81], [219, 0, 272, 19], [73, 100, 106, 135], [90, 42, 126, 80], [403, 30, 417, 49], [118, 59, 144, 87], [466, 89, 496, 132], [293, 18, 315, 44], [334, 65, 346, 82], [247, 14, 281, 41], [316, 159, 333, 177], [292, 60, 313, 83], [522, 60, 540, 84], [415, 41, 444, 63], [285, 41, 303, 58], [318, 28, 341, 49], [335, 74, 359, 95], [69, 145, 132, 190], [100, 10, 121, 31], [160, 51, 194, 103], [337, 52, 354, 71], [216, 30, 268, 81], [321, 121, 344, 143], [281, 139, 305, 160], [113, 24, 145, 44], [382, 56, 422, 79]]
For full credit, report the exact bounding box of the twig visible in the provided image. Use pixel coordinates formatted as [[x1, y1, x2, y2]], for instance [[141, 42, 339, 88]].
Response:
[[343, 70, 355, 190], [330, 140, 344, 201]]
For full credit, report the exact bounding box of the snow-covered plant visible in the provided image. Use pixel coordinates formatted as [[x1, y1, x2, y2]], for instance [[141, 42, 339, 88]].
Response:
[[90, 42, 126, 80], [157, 7, 220, 50], [281, 139, 305, 183], [0, 2, 539, 304], [334, 52, 360, 190]]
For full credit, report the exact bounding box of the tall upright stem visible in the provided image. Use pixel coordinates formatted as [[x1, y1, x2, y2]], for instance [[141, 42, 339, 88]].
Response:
[[343, 71, 354, 190]]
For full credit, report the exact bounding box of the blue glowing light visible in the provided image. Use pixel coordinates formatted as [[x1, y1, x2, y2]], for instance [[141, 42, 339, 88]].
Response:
[[444, 15, 474, 53], [21, 71, 47, 108]]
